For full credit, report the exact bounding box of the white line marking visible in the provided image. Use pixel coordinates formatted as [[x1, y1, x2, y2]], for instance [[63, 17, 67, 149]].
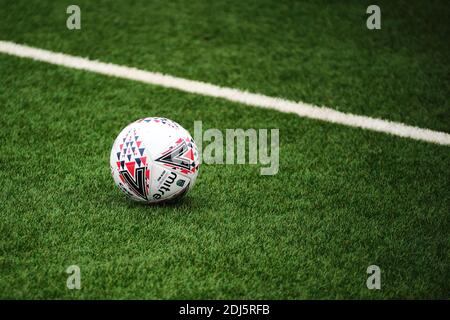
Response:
[[0, 40, 449, 146]]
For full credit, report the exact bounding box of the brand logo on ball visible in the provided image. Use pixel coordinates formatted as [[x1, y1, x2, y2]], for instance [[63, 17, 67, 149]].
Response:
[[176, 179, 185, 187], [153, 172, 177, 200]]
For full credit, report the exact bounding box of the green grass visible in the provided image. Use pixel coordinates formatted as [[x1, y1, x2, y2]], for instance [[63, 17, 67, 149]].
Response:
[[1, 0, 449, 131], [0, 0, 449, 299]]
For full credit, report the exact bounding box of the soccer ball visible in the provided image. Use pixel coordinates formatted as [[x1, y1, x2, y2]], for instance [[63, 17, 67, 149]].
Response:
[[110, 117, 200, 203]]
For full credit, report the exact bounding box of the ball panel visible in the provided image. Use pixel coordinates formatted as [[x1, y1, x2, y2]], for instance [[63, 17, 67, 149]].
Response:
[[148, 163, 191, 203], [110, 121, 151, 202]]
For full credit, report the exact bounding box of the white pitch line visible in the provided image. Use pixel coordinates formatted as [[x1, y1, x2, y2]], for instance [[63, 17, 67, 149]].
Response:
[[0, 40, 449, 146]]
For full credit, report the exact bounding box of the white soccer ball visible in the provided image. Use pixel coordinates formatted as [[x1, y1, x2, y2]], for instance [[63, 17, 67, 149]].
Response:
[[110, 117, 200, 203]]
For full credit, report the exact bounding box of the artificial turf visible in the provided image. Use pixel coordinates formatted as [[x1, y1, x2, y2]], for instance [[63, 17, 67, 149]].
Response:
[[0, 0, 449, 299], [1, 0, 449, 132]]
